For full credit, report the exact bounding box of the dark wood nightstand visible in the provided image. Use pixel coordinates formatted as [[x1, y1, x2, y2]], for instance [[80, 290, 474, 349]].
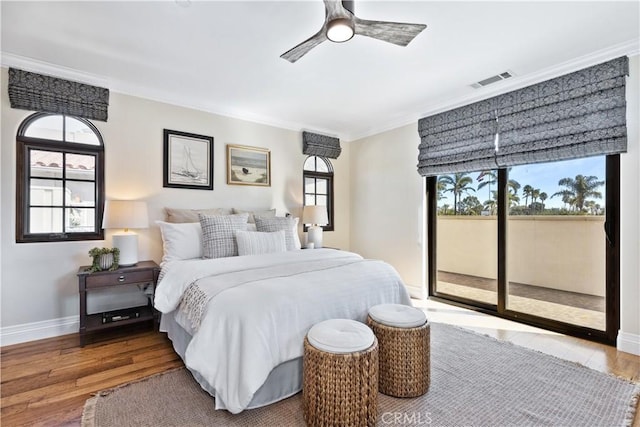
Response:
[[77, 260, 160, 347]]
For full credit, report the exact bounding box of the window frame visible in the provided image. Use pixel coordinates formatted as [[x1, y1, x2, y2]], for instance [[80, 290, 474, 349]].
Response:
[[303, 156, 335, 232], [426, 155, 620, 345], [16, 113, 105, 243]]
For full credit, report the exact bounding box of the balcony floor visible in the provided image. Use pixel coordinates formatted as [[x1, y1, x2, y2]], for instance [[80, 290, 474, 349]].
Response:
[[437, 271, 605, 331]]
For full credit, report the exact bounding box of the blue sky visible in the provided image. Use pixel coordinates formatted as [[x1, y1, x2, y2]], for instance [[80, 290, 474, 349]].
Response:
[[440, 156, 606, 209]]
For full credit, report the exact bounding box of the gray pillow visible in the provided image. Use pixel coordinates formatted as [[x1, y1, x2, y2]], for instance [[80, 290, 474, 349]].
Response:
[[254, 216, 299, 251], [199, 213, 249, 258], [232, 208, 276, 224]]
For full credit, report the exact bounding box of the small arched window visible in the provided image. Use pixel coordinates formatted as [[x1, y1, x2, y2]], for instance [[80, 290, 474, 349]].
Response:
[[16, 113, 105, 242], [303, 156, 334, 231]]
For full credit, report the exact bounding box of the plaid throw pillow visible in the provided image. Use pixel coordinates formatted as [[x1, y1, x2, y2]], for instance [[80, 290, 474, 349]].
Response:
[[199, 213, 249, 259], [254, 216, 299, 251]]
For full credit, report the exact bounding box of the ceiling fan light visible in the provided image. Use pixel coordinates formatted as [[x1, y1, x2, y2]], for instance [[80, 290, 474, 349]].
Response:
[[326, 18, 354, 43]]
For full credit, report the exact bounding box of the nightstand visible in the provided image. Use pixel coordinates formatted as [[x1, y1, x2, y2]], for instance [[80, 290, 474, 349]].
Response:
[[77, 260, 160, 347]]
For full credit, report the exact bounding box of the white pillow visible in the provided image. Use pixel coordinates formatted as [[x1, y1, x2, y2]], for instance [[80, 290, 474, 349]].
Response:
[[235, 230, 287, 256], [292, 217, 302, 250], [156, 221, 203, 264], [254, 216, 301, 251]]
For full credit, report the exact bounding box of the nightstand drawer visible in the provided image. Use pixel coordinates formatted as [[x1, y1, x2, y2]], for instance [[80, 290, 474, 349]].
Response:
[[85, 270, 154, 288]]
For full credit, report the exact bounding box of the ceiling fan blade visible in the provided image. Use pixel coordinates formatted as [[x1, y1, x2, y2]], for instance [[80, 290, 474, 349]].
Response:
[[354, 18, 426, 46], [280, 30, 328, 63], [323, 0, 352, 19]]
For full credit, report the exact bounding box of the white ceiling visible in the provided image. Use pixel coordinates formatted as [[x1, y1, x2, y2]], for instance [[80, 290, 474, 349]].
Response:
[[1, 1, 639, 141]]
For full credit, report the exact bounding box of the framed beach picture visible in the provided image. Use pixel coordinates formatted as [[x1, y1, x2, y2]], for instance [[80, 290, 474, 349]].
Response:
[[163, 129, 214, 190], [226, 144, 271, 186]]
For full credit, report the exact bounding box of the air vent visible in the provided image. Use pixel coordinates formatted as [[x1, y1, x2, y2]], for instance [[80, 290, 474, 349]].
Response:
[[471, 71, 514, 89]]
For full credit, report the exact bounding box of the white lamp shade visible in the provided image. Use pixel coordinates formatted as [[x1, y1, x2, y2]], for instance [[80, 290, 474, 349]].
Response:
[[102, 200, 149, 230], [302, 205, 328, 226]]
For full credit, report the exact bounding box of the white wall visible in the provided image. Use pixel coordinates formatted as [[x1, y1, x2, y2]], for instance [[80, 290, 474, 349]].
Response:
[[349, 55, 640, 353], [0, 68, 350, 342], [349, 124, 425, 296], [438, 216, 606, 297], [619, 55, 640, 353]]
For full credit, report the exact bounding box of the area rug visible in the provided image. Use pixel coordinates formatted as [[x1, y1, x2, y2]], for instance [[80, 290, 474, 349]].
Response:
[[82, 323, 639, 427]]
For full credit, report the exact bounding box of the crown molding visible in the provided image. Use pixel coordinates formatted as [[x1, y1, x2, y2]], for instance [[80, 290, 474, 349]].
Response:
[[3, 37, 638, 143], [1, 52, 109, 88], [0, 51, 336, 137]]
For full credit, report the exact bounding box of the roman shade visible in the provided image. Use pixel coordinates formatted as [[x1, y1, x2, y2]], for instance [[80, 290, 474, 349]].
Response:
[[8, 68, 109, 121], [417, 98, 499, 176], [417, 56, 629, 177], [303, 131, 342, 159]]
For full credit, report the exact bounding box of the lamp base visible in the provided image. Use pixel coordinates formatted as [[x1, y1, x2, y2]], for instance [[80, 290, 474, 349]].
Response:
[[307, 226, 323, 249], [112, 233, 139, 266]]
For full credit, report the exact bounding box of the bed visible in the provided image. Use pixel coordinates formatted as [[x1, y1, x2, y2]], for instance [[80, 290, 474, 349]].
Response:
[[154, 211, 412, 414]]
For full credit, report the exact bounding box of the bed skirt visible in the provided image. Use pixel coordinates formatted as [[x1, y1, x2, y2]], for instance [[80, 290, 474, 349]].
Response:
[[160, 312, 303, 411]]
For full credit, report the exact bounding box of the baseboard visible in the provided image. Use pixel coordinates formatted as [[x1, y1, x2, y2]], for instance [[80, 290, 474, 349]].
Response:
[[617, 330, 640, 355], [0, 315, 79, 347], [405, 284, 426, 300]]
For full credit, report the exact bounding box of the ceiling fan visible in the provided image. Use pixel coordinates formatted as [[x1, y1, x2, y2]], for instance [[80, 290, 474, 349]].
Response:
[[280, 0, 427, 63]]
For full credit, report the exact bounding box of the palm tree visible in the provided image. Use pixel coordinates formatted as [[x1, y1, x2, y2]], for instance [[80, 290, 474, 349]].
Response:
[[438, 173, 476, 215], [436, 179, 447, 200], [531, 188, 540, 213], [483, 199, 496, 215], [522, 185, 533, 207], [551, 175, 604, 212], [477, 170, 497, 200], [539, 192, 548, 211], [508, 179, 521, 198]]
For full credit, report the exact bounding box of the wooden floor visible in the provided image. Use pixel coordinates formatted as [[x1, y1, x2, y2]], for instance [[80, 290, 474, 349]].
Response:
[[1, 324, 183, 427], [2, 304, 639, 427]]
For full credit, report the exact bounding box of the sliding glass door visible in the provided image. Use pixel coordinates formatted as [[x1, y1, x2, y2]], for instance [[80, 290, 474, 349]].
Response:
[[505, 157, 607, 331], [434, 170, 497, 308], [427, 156, 619, 343]]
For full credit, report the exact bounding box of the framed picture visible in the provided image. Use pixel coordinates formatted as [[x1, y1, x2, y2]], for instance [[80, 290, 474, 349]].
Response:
[[163, 129, 214, 190], [227, 144, 271, 186]]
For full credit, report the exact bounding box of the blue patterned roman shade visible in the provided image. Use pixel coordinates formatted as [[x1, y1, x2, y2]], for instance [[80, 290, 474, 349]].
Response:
[[8, 68, 109, 121], [303, 131, 342, 159], [417, 56, 629, 176]]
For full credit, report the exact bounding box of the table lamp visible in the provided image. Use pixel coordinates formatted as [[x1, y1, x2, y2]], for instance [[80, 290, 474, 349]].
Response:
[[102, 200, 149, 266], [302, 205, 328, 249]]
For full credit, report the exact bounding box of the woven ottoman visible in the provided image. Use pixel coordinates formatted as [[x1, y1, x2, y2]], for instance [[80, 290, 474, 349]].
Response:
[[367, 304, 430, 398], [303, 319, 378, 427]]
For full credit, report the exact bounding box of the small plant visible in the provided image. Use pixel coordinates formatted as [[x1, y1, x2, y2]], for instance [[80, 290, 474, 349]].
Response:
[[88, 247, 120, 272]]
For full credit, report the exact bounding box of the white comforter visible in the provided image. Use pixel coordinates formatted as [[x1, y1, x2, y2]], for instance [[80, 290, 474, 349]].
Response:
[[154, 249, 411, 414]]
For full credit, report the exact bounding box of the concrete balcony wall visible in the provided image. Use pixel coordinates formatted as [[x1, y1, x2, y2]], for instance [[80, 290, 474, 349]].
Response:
[[438, 216, 606, 297]]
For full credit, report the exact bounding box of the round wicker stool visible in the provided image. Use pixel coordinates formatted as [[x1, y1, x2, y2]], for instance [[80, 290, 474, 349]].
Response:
[[367, 304, 430, 398], [303, 319, 378, 427]]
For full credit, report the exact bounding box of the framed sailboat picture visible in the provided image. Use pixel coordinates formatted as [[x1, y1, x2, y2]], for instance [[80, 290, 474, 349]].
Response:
[[226, 144, 271, 186], [163, 129, 214, 190]]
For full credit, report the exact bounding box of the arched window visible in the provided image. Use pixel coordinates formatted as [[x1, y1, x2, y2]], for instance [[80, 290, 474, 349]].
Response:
[[16, 113, 105, 242], [303, 156, 334, 231]]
